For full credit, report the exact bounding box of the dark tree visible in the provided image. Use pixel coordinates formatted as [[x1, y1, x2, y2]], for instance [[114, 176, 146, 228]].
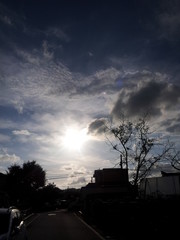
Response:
[[6, 165, 23, 205], [169, 149, 180, 171], [35, 183, 63, 210], [107, 115, 177, 187], [6, 160, 46, 207], [22, 160, 46, 190]]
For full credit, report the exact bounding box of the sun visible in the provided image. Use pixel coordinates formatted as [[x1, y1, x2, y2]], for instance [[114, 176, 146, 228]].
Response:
[[63, 128, 88, 151]]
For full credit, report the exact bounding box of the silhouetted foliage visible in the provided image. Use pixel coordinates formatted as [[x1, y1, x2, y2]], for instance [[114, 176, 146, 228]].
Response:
[[34, 183, 63, 211], [21, 160, 46, 190], [6, 160, 46, 208]]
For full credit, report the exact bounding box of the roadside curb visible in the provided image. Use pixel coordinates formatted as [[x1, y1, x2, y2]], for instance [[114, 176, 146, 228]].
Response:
[[74, 212, 106, 240]]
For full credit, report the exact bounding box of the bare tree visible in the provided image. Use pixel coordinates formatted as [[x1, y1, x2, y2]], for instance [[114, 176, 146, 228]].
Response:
[[106, 115, 176, 186], [170, 149, 180, 171]]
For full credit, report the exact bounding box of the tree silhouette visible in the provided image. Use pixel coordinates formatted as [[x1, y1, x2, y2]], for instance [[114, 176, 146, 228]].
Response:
[[170, 149, 180, 171], [106, 115, 177, 186], [6, 160, 46, 207], [22, 160, 46, 190], [35, 183, 63, 211], [6, 164, 23, 205]]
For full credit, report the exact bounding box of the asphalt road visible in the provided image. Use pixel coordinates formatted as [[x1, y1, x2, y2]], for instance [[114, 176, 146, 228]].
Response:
[[26, 209, 105, 240]]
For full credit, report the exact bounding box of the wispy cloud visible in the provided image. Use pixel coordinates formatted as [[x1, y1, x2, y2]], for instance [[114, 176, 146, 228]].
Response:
[[42, 40, 54, 60], [45, 27, 70, 42], [75, 67, 122, 95], [0, 119, 17, 130], [12, 130, 31, 136], [0, 15, 13, 26], [0, 148, 22, 172], [158, 0, 180, 40], [0, 134, 10, 143]]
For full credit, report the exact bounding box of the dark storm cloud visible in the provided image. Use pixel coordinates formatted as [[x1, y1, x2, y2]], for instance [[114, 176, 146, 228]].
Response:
[[88, 118, 107, 136], [111, 77, 180, 119], [161, 115, 180, 133], [166, 123, 180, 134]]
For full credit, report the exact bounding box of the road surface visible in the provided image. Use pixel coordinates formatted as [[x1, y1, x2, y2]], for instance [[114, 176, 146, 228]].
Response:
[[26, 209, 104, 240]]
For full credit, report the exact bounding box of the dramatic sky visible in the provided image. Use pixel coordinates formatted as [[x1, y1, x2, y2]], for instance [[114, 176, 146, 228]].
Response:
[[0, 0, 180, 189]]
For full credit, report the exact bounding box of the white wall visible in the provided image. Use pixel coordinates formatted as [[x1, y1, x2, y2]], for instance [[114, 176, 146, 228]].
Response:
[[140, 176, 180, 198]]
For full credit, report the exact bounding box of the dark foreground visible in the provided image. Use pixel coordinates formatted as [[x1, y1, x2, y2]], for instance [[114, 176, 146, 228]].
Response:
[[25, 198, 180, 240], [82, 198, 180, 240], [26, 209, 103, 240]]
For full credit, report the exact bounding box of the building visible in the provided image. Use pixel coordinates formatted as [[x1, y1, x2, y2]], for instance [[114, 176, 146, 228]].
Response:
[[93, 168, 129, 186], [139, 171, 180, 199], [80, 168, 137, 215]]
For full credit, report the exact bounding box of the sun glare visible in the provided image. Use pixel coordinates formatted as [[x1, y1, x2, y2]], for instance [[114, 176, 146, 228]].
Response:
[[63, 128, 88, 151]]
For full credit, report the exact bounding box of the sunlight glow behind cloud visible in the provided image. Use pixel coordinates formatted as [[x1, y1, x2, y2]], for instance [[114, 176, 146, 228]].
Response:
[[62, 128, 89, 152]]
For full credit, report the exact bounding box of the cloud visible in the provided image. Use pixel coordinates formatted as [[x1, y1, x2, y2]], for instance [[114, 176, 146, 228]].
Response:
[[0, 119, 17, 130], [111, 72, 180, 120], [87, 70, 180, 137], [11, 129, 33, 144], [61, 164, 87, 176], [12, 130, 31, 136], [15, 48, 40, 65], [42, 40, 54, 60], [161, 115, 180, 133], [0, 134, 10, 143], [88, 118, 107, 136], [158, 0, 180, 40], [0, 48, 75, 113], [0, 3, 14, 27], [11, 98, 25, 114], [88, 52, 94, 57], [0, 0, 180, 189], [73, 171, 84, 175], [75, 67, 122, 95], [46, 27, 70, 42], [0, 149, 20, 162], [1, 44, 123, 119], [0, 15, 12, 26], [166, 123, 180, 134], [0, 148, 22, 172], [45, 164, 91, 188], [70, 177, 86, 185]]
